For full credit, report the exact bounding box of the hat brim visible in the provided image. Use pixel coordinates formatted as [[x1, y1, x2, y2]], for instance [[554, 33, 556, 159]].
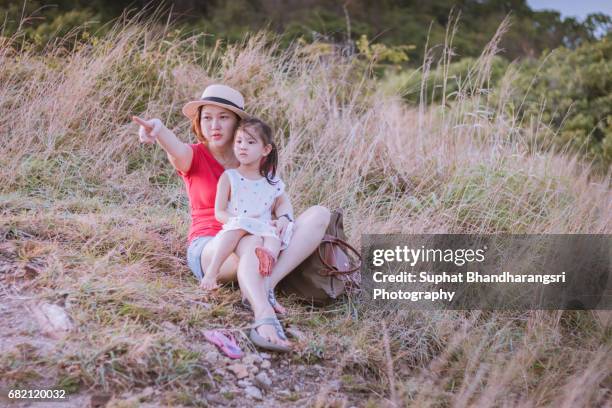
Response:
[[182, 100, 251, 121]]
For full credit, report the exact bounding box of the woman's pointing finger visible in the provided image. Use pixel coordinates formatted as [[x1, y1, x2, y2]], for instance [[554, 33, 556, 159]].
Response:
[[132, 115, 152, 130]]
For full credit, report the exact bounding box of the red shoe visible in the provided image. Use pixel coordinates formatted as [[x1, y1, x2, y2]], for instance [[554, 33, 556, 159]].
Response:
[[255, 247, 276, 277]]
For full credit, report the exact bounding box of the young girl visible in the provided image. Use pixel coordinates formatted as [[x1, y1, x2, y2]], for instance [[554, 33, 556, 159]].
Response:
[[201, 118, 294, 299]]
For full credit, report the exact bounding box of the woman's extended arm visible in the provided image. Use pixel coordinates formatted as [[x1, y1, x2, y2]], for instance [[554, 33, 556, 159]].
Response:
[[214, 173, 233, 224], [132, 116, 193, 173]]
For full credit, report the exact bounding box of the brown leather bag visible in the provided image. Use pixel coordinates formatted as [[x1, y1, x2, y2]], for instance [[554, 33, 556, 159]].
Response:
[[279, 209, 362, 305]]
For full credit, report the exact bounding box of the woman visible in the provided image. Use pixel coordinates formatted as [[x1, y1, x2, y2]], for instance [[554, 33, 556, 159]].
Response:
[[133, 84, 330, 351]]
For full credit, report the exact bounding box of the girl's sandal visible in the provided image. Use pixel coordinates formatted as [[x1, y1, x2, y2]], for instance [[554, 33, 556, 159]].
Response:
[[255, 247, 276, 276], [249, 316, 291, 353]]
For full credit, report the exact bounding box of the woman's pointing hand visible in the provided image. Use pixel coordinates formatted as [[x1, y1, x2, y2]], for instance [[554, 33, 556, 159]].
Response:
[[132, 116, 163, 144]]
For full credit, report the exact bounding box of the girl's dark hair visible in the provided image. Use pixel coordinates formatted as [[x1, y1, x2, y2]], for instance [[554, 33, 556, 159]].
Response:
[[237, 118, 278, 185]]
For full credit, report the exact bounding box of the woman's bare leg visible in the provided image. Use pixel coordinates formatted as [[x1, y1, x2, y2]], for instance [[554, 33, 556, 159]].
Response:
[[261, 236, 281, 261], [235, 235, 290, 347], [258, 236, 285, 313], [268, 205, 331, 288]]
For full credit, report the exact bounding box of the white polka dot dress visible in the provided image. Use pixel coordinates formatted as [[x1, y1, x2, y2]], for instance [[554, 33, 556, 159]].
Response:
[[219, 169, 293, 249]]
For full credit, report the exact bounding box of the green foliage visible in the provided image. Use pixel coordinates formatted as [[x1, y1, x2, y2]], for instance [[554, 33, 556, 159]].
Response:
[[0, 2, 104, 48], [384, 56, 509, 104], [2, 0, 610, 63], [511, 37, 612, 165], [384, 36, 611, 167], [296, 340, 325, 364], [356, 34, 414, 65], [29, 9, 99, 46], [56, 375, 82, 393]]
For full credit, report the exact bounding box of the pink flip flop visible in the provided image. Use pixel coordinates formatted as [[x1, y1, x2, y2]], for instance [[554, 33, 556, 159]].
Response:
[[203, 330, 243, 359]]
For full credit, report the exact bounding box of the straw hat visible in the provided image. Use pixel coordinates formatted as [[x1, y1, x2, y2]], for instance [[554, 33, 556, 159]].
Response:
[[182, 84, 251, 120]]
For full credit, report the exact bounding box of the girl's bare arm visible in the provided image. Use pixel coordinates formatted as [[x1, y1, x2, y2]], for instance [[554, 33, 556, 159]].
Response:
[[271, 192, 294, 236], [273, 192, 293, 219], [214, 173, 233, 224]]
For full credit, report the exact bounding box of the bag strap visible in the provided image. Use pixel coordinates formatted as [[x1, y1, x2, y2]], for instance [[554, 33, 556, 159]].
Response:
[[317, 235, 362, 275]]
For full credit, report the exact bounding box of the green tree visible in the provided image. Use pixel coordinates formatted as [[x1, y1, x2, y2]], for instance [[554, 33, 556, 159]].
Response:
[[512, 36, 612, 165]]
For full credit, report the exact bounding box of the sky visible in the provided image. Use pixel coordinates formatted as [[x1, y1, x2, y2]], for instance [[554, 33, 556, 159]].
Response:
[[527, 0, 612, 21]]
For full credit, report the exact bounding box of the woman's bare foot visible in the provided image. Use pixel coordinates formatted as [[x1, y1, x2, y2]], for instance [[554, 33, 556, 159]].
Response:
[[267, 290, 287, 314], [271, 300, 286, 315], [241, 291, 287, 315], [256, 317, 291, 348]]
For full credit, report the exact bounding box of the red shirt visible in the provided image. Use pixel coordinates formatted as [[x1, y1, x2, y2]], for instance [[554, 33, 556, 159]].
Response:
[[178, 143, 225, 243]]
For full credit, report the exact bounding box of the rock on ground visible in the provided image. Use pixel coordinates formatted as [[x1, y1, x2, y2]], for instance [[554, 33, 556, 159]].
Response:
[[244, 385, 263, 400], [29, 302, 73, 339]]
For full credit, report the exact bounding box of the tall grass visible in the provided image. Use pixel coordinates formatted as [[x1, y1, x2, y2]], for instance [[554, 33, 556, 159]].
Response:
[[1, 15, 610, 407]]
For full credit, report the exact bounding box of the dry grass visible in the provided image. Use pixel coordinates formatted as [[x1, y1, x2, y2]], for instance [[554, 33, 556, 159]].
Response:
[[1, 15, 611, 407]]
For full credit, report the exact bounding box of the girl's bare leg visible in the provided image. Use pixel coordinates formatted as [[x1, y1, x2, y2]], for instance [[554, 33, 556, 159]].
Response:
[[268, 205, 330, 288], [200, 205, 330, 317], [200, 237, 240, 284], [236, 235, 291, 347], [204, 230, 247, 280]]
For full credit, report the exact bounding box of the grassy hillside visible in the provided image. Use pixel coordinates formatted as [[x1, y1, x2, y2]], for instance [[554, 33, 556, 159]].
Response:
[[384, 34, 612, 168], [0, 17, 610, 407]]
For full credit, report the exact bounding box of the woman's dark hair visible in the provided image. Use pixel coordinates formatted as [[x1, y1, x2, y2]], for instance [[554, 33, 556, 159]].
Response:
[[191, 106, 207, 144], [237, 118, 278, 185]]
